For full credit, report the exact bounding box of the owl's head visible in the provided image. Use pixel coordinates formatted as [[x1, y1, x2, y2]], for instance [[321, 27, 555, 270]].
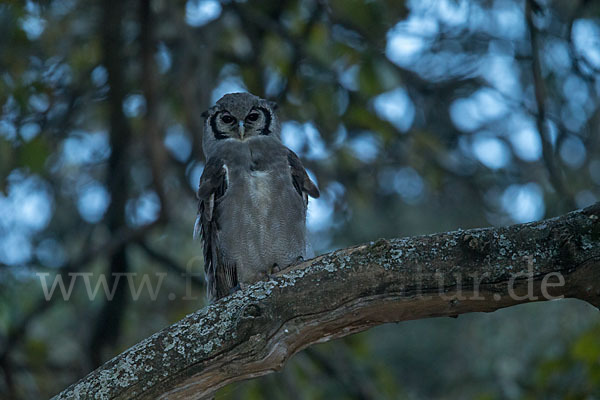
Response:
[[201, 92, 280, 158]]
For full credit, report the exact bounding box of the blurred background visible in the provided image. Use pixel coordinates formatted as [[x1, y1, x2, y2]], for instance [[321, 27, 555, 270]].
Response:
[[1, 0, 600, 398]]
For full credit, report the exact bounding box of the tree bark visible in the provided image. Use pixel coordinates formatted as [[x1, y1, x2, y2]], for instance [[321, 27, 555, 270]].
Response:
[[53, 203, 600, 399]]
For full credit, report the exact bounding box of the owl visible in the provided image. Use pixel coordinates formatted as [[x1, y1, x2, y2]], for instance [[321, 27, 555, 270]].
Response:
[[194, 92, 320, 302]]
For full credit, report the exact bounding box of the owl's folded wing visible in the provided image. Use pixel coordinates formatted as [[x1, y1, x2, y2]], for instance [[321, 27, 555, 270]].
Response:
[[195, 157, 228, 227], [194, 157, 229, 301], [287, 149, 320, 206]]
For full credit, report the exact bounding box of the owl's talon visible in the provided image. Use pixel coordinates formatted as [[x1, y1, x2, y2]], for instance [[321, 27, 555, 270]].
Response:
[[267, 263, 280, 275], [289, 256, 305, 267], [265, 267, 278, 281]]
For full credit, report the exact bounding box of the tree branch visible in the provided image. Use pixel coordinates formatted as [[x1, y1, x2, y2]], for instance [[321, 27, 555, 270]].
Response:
[[525, 0, 576, 211], [53, 203, 600, 399]]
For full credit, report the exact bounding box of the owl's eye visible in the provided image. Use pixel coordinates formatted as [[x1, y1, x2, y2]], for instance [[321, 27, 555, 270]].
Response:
[[246, 112, 260, 122], [221, 115, 235, 124]]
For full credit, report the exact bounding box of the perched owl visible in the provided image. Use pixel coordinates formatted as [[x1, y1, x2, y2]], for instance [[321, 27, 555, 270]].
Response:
[[194, 92, 320, 302]]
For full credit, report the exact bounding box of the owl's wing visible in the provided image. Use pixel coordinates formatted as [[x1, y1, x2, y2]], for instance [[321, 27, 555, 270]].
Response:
[[287, 149, 320, 206], [194, 157, 236, 302]]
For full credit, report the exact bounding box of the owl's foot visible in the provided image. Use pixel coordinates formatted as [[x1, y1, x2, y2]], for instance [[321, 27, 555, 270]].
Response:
[[229, 284, 241, 295], [264, 264, 280, 281], [288, 256, 305, 267], [273, 257, 305, 275], [268, 263, 281, 275]]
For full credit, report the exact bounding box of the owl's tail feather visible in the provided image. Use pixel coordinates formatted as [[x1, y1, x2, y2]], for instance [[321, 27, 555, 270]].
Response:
[[214, 260, 238, 302], [193, 215, 202, 240]]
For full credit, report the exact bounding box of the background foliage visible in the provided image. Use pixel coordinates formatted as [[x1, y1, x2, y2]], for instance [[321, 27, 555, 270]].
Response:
[[1, 0, 600, 398]]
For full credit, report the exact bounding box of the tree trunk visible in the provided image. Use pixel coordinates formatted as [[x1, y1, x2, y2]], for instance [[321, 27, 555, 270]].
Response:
[[53, 203, 600, 399]]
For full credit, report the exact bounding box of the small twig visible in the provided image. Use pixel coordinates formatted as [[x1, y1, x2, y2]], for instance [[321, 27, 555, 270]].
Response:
[[525, 0, 575, 210], [140, 0, 169, 223], [137, 241, 205, 288]]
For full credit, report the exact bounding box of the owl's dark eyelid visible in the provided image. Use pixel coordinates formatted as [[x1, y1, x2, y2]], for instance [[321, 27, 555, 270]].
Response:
[[221, 115, 235, 124], [246, 112, 260, 122]]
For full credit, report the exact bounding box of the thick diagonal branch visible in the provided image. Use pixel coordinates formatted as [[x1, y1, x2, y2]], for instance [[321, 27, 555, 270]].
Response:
[[54, 203, 600, 400]]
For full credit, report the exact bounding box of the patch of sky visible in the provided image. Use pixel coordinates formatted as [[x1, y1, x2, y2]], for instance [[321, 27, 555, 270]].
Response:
[[122, 94, 147, 118], [211, 73, 248, 104], [0, 172, 54, 233], [502, 182, 545, 223], [450, 98, 479, 133], [450, 88, 508, 133], [332, 124, 348, 149], [0, 120, 17, 141], [76, 180, 110, 223], [559, 135, 586, 169], [0, 232, 32, 265], [0, 172, 54, 265], [348, 132, 380, 163], [91, 65, 108, 87], [164, 124, 192, 162], [436, 0, 469, 27], [187, 161, 204, 191], [20, 1, 46, 40], [3, 96, 19, 124], [264, 67, 286, 98], [572, 19, 600, 70], [561, 103, 587, 133], [281, 122, 329, 160], [543, 39, 571, 76], [185, 0, 222, 27], [61, 130, 111, 166], [29, 93, 49, 113], [378, 166, 425, 204], [562, 74, 590, 109], [490, 0, 525, 40], [19, 122, 40, 142], [155, 42, 172, 74], [506, 114, 542, 162], [386, 14, 438, 67], [126, 191, 161, 227], [471, 133, 511, 170], [545, 119, 558, 147], [307, 181, 345, 232], [372, 87, 415, 132], [480, 54, 522, 99], [338, 64, 360, 92]]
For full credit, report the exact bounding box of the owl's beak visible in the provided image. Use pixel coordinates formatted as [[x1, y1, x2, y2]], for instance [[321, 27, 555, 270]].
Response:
[[238, 120, 245, 139]]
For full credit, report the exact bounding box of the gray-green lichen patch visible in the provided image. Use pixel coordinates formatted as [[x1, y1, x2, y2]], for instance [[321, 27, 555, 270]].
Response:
[[581, 235, 596, 250]]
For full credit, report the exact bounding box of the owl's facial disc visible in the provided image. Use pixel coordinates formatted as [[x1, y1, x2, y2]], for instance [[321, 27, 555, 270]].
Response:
[[242, 107, 271, 137], [208, 100, 275, 142], [210, 111, 237, 140]]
